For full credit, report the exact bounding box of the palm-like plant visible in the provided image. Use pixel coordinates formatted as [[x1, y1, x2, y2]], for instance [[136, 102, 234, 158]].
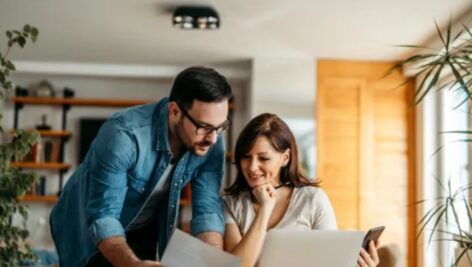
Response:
[[392, 20, 472, 266]]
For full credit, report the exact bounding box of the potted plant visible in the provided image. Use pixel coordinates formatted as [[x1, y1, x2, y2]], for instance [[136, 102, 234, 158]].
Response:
[[392, 20, 472, 267], [0, 25, 40, 266]]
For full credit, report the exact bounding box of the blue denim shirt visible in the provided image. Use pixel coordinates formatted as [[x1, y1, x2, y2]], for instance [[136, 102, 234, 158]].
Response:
[[50, 98, 226, 267]]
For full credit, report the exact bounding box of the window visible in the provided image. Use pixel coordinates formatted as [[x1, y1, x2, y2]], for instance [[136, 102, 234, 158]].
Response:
[[420, 74, 470, 266]]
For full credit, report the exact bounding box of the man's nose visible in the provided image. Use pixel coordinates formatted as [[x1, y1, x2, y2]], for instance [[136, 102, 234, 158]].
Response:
[[205, 129, 218, 144]]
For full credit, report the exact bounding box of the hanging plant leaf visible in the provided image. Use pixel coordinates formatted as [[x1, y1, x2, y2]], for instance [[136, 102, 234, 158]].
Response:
[[5, 60, 15, 71], [23, 24, 31, 33], [0, 24, 40, 266]]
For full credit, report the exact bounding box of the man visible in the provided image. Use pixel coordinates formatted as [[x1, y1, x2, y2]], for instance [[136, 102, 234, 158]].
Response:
[[50, 66, 232, 267]]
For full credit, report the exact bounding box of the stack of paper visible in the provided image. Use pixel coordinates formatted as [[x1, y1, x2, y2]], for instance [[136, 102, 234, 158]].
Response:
[[161, 229, 240, 267]]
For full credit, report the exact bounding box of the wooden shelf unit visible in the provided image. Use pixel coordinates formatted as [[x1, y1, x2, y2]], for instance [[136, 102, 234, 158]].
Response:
[[20, 194, 58, 203], [12, 88, 235, 210], [37, 130, 72, 138], [11, 162, 71, 171], [12, 96, 236, 109], [10, 129, 73, 138], [11, 97, 150, 108], [11, 90, 158, 204]]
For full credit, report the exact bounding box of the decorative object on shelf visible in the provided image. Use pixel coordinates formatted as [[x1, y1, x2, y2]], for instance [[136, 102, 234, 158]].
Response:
[[63, 87, 74, 98], [35, 114, 52, 130], [30, 80, 55, 98], [0, 24, 40, 266]]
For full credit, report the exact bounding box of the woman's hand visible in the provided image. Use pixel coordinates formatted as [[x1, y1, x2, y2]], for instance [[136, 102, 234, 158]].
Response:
[[252, 183, 276, 214], [356, 241, 379, 267]]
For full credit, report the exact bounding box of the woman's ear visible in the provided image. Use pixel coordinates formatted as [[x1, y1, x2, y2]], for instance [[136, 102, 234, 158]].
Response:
[[282, 149, 291, 166]]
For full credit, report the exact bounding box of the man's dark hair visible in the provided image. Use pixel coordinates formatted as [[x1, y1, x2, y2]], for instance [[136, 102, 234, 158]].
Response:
[[169, 66, 232, 109]]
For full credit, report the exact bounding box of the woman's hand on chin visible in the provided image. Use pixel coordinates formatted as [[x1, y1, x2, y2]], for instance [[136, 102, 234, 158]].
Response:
[[252, 183, 277, 214]]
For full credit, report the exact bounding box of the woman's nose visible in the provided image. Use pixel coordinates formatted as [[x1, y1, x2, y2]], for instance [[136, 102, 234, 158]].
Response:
[[249, 159, 259, 171]]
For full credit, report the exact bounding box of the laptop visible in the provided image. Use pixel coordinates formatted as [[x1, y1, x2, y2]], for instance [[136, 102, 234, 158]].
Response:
[[258, 229, 364, 267]]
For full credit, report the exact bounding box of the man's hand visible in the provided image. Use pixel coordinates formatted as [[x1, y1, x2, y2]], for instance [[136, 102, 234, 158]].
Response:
[[135, 260, 163, 267], [98, 236, 162, 267], [196, 231, 224, 249]]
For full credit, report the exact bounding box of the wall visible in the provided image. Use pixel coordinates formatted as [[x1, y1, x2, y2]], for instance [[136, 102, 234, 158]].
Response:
[[250, 57, 315, 119], [249, 57, 317, 177]]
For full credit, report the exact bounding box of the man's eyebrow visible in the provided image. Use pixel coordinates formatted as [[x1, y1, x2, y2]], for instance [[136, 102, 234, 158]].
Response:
[[194, 118, 228, 128]]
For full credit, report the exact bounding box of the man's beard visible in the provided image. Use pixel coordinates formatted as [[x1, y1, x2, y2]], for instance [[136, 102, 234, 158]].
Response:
[[175, 120, 213, 156]]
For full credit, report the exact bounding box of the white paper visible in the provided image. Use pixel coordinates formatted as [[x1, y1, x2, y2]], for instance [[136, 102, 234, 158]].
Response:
[[161, 229, 240, 267]]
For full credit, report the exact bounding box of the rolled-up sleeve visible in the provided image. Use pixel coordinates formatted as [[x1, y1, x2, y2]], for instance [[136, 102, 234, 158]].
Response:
[[86, 118, 137, 245], [190, 137, 225, 236], [88, 217, 125, 245]]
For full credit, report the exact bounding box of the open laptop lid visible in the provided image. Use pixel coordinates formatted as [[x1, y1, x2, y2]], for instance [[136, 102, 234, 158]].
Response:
[[258, 229, 364, 267]]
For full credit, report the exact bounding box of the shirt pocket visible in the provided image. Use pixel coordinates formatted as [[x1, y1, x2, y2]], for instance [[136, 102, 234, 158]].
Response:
[[126, 175, 148, 205]]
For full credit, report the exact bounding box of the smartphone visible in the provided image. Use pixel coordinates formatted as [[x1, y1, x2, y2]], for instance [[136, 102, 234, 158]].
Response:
[[362, 226, 385, 250]]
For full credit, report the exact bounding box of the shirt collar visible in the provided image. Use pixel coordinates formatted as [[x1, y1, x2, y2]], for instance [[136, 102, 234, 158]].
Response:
[[155, 98, 172, 152]]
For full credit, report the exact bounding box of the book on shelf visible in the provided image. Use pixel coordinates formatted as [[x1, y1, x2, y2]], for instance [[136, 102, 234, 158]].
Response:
[[43, 140, 60, 162], [23, 143, 41, 163], [44, 141, 53, 162], [20, 138, 61, 164], [51, 140, 60, 162], [36, 176, 46, 196], [26, 175, 46, 196], [27, 182, 36, 195]]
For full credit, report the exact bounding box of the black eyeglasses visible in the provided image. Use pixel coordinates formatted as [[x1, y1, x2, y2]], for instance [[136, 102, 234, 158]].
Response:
[[177, 103, 231, 135]]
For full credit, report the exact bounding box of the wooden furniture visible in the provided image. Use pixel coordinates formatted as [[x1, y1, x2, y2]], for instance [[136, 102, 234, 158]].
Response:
[[316, 60, 416, 267], [11, 87, 155, 203]]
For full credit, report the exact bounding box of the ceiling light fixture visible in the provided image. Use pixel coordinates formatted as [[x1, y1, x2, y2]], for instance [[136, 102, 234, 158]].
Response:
[[173, 6, 220, 30]]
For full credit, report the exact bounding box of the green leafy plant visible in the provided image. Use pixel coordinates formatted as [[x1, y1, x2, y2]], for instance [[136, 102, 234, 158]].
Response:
[[0, 24, 40, 266], [392, 20, 472, 266]]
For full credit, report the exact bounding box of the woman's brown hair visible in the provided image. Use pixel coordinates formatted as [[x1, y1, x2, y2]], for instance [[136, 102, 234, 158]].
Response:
[[225, 113, 319, 196]]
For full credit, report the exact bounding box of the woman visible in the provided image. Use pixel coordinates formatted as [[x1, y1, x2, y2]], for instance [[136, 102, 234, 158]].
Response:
[[223, 113, 379, 267]]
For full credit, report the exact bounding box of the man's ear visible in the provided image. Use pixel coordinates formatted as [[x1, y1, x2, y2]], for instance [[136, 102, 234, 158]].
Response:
[[168, 102, 181, 122]]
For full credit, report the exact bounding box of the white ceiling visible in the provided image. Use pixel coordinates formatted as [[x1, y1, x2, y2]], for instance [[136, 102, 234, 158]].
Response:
[[0, 0, 471, 66]]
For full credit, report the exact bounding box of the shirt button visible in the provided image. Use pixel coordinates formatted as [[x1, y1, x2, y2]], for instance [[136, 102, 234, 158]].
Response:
[[175, 183, 178, 186], [171, 205, 175, 208]]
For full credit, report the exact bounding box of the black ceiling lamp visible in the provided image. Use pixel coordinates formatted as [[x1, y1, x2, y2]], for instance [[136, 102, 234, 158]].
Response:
[[173, 6, 220, 30]]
